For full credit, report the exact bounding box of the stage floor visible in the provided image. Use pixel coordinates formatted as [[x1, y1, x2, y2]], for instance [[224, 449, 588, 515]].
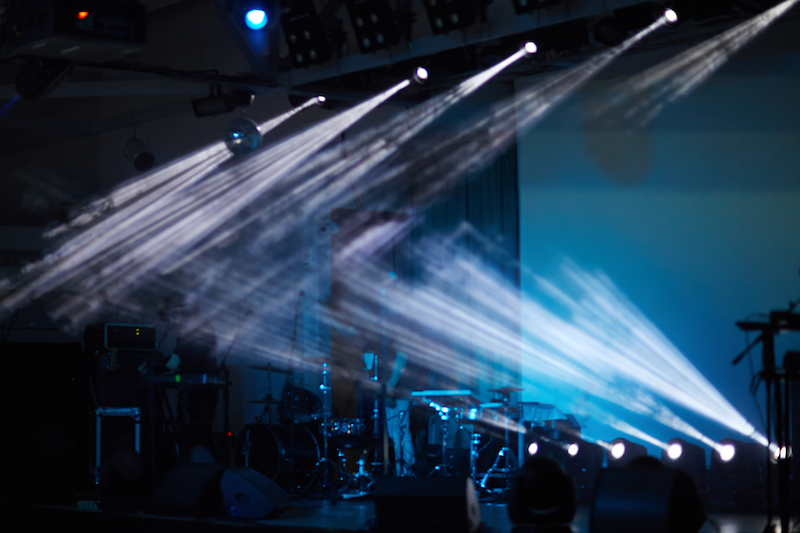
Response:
[[2, 499, 792, 533]]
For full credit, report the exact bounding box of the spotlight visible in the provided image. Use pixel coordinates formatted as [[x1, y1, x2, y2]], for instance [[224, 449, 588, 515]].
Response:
[[523, 41, 538, 55], [124, 137, 155, 172], [772, 445, 790, 462], [567, 443, 579, 456], [608, 438, 647, 467], [563, 439, 604, 504], [718, 443, 735, 463], [709, 439, 764, 511], [245, 9, 268, 30], [413, 66, 429, 84], [508, 456, 576, 525], [610, 441, 625, 460], [662, 439, 707, 493], [527, 441, 539, 456], [224, 118, 262, 155], [667, 442, 682, 460], [316, 95, 327, 105], [664, 9, 679, 25]]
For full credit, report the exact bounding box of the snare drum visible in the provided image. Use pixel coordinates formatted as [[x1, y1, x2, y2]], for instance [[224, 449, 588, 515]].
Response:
[[333, 417, 365, 435]]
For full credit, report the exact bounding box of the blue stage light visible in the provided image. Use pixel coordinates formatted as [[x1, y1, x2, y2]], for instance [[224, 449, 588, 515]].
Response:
[[245, 9, 267, 30]]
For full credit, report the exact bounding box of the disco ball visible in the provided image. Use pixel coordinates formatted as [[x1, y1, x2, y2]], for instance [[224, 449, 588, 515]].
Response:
[[224, 118, 262, 155]]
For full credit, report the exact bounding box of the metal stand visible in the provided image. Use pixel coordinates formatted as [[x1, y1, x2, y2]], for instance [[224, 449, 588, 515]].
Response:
[[479, 389, 521, 495], [734, 304, 798, 533], [340, 451, 375, 499]]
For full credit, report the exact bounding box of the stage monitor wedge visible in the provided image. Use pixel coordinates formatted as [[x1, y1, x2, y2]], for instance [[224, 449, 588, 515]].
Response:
[[591, 466, 706, 533], [374, 477, 481, 533]]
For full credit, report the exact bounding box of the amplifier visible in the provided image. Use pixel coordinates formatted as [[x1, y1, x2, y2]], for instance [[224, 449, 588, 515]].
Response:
[[105, 323, 157, 351]]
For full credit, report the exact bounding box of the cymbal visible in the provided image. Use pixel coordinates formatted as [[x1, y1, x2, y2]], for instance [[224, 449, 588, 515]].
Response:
[[248, 398, 281, 404], [247, 363, 290, 373], [299, 356, 333, 364], [488, 386, 524, 395]]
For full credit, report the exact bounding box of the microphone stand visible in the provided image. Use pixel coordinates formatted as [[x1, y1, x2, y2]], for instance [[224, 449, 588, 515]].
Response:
[[217, 309, 253, 463], [733, 298, 798, 533]]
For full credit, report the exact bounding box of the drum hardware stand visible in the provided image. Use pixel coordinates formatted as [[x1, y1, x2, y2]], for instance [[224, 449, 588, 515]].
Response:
[[733, 300, 798, 533], [340, 450, 375, 499], [286, 289, 304, 493], [427, 401, 452, 476], [216, 309, 252, 463], [479, 388, 522, 495], [469, 427, 482, 483], [314, 359, 337, 491], [367, 352, 387, 475]]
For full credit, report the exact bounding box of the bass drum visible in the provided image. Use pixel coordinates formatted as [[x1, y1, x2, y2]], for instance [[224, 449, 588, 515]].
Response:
[[238, 424, 320, 491], [278, 386, 322, 424]]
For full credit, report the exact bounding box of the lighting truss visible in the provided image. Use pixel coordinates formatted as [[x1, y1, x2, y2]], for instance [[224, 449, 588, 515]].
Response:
[[344, 0, 400, 53], [511, 0, 560, 16], [422, 0, 478, 35], [280, 0, 332, 67]]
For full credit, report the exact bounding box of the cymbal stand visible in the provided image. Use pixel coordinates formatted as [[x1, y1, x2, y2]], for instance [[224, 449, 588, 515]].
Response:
[[428, 401, 451, 476], [314, 359, 337, 491], [339, 450, 374, 499], [479, 400, 519, 495], [466, 408, 481, 482]]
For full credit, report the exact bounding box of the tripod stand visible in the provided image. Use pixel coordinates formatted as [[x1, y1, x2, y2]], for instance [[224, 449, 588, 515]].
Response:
[[479, 387, 523, 495], [733, 302, 799, 533]]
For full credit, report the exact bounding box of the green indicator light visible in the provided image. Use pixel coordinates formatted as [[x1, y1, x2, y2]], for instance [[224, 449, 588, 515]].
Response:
[[175, 374, 181, 383]]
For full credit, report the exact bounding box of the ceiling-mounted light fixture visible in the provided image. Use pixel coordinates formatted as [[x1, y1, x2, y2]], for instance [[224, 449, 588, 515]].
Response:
[[344, 0, 401, 53], [664, 9, 679, 25], [422, 0, 477, 35], [124, 137, 155, 172], [511, 0, 559, 15], [413, 66, 429, 84], [192, 85, 256, 118], [280, 0, 332, 68], [523, 41, 538, 55]]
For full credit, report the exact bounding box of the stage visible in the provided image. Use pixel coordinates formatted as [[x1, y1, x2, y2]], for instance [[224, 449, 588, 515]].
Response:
[[0, 499, 786, 533]]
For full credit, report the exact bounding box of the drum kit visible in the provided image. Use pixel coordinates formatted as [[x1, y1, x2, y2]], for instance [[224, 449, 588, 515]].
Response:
[[238, 360, 527, 498]]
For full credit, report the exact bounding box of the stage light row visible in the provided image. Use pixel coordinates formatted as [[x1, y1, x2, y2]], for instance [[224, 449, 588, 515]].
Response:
[[125, 45, 531, 170], [523, 432, 784, 510], [525, 434, 788, 466]]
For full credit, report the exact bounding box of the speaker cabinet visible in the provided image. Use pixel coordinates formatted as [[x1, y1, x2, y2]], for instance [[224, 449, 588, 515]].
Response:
[[591, 467, 706, 533], [374, 477, 481, 533], [150, 464, 290, 518]]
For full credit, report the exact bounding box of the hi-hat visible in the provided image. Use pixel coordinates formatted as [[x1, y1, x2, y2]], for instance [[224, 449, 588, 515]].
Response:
[[488, 386, 524, 395], [248, 397, 281, 404], [247, 363, 290, 373]]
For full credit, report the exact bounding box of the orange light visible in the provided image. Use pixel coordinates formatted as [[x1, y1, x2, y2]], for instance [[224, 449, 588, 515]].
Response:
[[77, 11, 90, 20]]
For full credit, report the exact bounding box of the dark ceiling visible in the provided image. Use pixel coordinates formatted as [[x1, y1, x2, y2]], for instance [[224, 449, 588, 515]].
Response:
[[0, 0, 796, 228]]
